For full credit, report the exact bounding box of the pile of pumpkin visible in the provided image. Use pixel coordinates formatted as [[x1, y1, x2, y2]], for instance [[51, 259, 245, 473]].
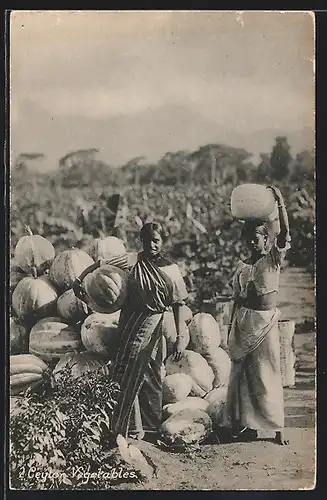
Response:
[[9, 228, 232, 448]]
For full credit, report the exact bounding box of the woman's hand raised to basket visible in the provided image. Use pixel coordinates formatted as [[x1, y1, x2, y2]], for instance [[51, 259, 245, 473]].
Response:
[[266, 185, 284, 205], [72, 277, 88, 303]]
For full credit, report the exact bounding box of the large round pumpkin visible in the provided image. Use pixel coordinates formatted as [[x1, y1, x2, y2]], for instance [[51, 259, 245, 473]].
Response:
[[52, 351, 111, 383], [14, 229, 55, 277], [57, 288, 90, 324], [12, 276, 58, 326], [29, 317, 82, 363], [10, 262, 29, 295], [80, 311, 120, 357], [82, 264, 128, 314], [88, 236, 126, 262], [49, 249, 94, 292], [10, 317, 30, 354]]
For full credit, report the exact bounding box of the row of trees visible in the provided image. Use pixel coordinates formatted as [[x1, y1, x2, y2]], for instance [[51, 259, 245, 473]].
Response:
[[12, 137, 314, 189]]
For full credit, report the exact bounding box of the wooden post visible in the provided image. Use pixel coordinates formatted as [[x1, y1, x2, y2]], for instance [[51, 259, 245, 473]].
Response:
[[278, 320, 296, 387]]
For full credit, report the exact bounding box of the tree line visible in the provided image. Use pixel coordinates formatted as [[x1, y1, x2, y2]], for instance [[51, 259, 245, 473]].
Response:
[[12, 136, 314, 189]]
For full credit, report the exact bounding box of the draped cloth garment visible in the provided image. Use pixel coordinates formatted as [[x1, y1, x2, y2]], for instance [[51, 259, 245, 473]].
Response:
[[223, 240, 290, 431], [110, 253, 187, 438]]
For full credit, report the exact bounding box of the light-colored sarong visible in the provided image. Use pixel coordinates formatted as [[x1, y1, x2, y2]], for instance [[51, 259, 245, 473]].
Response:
[[224, 306, 284, 431]]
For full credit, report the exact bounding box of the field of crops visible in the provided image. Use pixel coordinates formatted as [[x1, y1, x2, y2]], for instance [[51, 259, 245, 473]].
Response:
[[9, 173, 316, 491], [10, 177, 315, 311]]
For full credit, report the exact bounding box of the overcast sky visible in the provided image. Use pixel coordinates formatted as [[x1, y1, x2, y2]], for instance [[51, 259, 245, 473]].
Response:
[[10, 11, 315, 134]]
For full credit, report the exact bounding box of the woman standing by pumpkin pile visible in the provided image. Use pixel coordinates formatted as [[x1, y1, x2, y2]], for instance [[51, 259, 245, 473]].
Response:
[[103, 222, 189, 442], [106, 222, 188, 442], [223, 186, 291, 446]]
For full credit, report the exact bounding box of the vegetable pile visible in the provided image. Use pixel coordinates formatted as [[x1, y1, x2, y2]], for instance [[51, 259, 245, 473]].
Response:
[[9, 228, 232, 488]]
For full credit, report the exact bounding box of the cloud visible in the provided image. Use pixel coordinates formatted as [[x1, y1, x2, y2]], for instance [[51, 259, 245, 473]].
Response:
[[10, 10, 314, 131]]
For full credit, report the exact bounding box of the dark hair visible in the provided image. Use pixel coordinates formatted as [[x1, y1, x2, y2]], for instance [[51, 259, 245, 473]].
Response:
[[241, 220, 268, 241], [139, 222, 167, 243]]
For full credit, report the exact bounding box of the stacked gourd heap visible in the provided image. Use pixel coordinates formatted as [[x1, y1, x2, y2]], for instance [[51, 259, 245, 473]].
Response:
[[9, 228, 232, 448]]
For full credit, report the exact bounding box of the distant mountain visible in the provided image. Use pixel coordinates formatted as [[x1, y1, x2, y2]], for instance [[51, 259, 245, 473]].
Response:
[[10, 99, 314, 172]]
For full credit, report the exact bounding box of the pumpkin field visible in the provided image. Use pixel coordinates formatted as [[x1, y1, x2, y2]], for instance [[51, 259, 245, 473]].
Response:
[[8, 178, 316, 491]]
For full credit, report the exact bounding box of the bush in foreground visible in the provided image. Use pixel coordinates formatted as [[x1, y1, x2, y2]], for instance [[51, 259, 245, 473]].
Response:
[[9, 366, 142, 490]]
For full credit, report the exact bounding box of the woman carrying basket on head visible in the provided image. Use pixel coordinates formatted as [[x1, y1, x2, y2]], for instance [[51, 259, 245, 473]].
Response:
[[223, 186, 291, 446]]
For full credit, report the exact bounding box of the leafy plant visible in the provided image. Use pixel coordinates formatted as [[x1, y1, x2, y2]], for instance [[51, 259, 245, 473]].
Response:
[[10, 149, 315, 309], [9, 366, 144, 490]]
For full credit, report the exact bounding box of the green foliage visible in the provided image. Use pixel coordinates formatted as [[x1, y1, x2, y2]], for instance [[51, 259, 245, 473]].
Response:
[[289, 150, 314, 183], [9, 366, 144, 490], [10, 139, 315, 307]]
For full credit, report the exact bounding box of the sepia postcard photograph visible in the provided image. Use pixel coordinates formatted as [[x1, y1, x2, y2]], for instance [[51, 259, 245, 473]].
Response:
[[7, 10, 316, 491]]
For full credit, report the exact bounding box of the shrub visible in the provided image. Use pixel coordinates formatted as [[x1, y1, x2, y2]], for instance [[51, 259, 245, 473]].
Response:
[[9, 366, 140, 490]]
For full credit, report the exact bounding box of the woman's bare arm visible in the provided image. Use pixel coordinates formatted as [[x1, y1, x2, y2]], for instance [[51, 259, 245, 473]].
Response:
[[268, 186, 290, 248], [172, 302, 188, 361]]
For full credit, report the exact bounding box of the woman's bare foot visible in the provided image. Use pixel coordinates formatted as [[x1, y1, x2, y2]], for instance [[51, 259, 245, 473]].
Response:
[[274, 431, 289, 445], [231, 427, 258, 442]]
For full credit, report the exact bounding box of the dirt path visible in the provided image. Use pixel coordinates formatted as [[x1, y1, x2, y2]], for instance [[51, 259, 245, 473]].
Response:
[[279, 267, 315, 323]]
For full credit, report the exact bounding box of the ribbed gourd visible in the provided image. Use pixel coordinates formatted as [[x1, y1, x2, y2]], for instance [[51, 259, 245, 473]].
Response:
[[49, 248, 94, 292], [81, 264, 128, 314], [14, 227, 55, 277]]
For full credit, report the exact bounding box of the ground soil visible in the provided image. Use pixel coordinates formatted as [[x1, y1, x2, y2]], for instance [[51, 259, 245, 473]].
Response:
[[111, 267, 316, 491]]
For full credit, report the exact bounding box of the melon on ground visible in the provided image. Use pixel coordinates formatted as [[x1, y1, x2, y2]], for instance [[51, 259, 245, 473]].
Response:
[[159, 409, 213, 447], [205, 386, 228, 429]]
